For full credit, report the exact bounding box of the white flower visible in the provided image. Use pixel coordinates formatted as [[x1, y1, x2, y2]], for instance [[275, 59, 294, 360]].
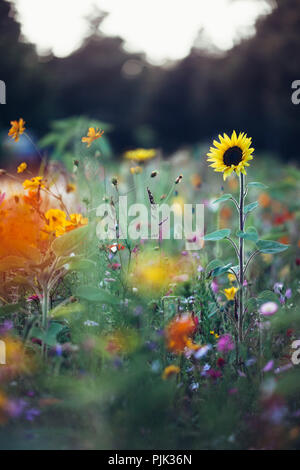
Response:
[[259, 301, 278, 316]]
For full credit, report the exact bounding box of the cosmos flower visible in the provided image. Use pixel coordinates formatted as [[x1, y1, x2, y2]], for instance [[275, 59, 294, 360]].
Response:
[[166, 314, 197, 354], [45, 209, 68, 237], [22, 176, 45, 191], [17, 162, 27, 174], [207, 131, 254, 180], [81, 127, 104, 148], [8, 118, 25, 142], [217, 334, 235, 353]]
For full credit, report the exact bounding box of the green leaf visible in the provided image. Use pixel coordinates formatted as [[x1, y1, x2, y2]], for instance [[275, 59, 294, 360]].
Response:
[[213, 194, 232, 204], [203, 229, 231, 241], [247, 182, 268, 189], [256, 240, 289, 254], [65, 259, 96, 272], [244, 201, 259, 214], [75, 286, 119, 304], [51, 224, 90, 257], [257, 290, 280, 305], [205, 259, 223, 274], [30, 322, 66, 346], [50, 302, 86, 318], [211, 263, 233, 277], [236, 227, 258, 242], [0, 303, 22, 316]]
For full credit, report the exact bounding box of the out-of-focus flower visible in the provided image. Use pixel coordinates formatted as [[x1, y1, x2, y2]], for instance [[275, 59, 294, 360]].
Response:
[[27, 294, 41, 303], [124, 148, 156, 162], [166, 314, 197, 354], [258, 192, 271, 208], [259, 302, 278, 316], [0, 192, 5, 206], [66, 183, 76, 193], [17, 162, 27, 174], [217, 357, 225, 368], [0, 336, 34, 381], [217, 334, 235, 353], [224, 286, 238, 301], [162, 365, 180, 380], [84, 320, 99, 327], [228, 273, 236, 283], [207, 131, 254, 181], [8, 118, 25, 142], [190, 174, 202, 189], [130, 166, 142, 175], [108, 243, 125, 253], [81, 127, 104, 148], [262, 360, 274, 372], [211, 279, 219, 293], [194, 345, 211, 359], [23, 176, 45, 191], [207, 369, 222, 380]]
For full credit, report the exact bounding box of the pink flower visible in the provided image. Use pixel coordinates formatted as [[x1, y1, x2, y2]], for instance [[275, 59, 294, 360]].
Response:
[[217, 334, 235, 353], [259, 301, 278, 316], [211, 279, 219, 294]]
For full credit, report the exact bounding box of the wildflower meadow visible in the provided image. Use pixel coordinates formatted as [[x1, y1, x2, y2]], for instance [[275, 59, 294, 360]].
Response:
[[0, 116, 299, 451]]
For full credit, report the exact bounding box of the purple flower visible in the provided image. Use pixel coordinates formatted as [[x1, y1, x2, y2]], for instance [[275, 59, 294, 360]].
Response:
[[211, 279, 219, 294], [263, 360, 274, 372], [0, 320, 13, 334], [217, 334, 235, 354], [25, 408, 40, 422]]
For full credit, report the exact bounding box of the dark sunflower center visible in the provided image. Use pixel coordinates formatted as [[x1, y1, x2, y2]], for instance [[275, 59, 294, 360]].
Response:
[[223, 146, 243, 166]]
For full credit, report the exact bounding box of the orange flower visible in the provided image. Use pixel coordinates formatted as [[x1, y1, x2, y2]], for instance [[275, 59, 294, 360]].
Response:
[[45, 209, 68, 237], [8, 118, 25, 142], [166, 314, 197, 354], [81, 127, 104, 148], [258, 192, 271, 208]]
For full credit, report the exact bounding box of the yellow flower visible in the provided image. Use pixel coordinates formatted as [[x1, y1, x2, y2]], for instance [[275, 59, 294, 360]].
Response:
[[162, 365, 180, 380], [66, 213, 88, 232], [66, 183, 76, 193], [207, 131, 254, 180], [210, 330, 215, 335], [17, 162, 27, 174], [224, 287, 238, 301], [8, 118, 26, 142], [81, 127, 104, 148], [124, 148, 156, 162], [228, 273, 236, 283], [22, 176, 45, 191], [45, 209, 68, 237], [215, 333, 220, 339], [130, 166, 143, 175]]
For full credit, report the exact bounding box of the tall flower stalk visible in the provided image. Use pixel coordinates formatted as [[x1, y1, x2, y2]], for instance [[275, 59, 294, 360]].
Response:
[[205, 131, 288, 351]]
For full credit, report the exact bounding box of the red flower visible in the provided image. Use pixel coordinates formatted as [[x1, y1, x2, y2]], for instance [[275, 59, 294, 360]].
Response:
[[217, 357, 226, 368]]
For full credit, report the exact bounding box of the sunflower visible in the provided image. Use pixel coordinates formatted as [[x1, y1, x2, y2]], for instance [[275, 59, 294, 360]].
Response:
[[207, 131, 254, 180]]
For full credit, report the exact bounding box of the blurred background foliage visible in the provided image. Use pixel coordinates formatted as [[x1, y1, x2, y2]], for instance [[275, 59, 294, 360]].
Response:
[[0, 0, 300, 160]]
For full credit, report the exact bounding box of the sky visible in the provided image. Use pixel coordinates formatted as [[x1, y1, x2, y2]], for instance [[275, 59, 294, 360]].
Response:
[[12, 0, 272, 64]]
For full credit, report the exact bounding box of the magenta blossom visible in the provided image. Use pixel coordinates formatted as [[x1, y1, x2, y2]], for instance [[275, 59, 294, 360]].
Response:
[[217, 334, 235, 353], [259, 301, 278, 316]]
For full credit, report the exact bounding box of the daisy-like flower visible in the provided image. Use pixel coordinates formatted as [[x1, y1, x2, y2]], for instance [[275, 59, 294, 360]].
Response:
[[8, 118, 26, 142], [45, 209, 68, 237], [124, 148, 156, 162], [207, 131, 254, 181], [17, 162, 27, 173], [22, 176, 45, 191], [81, 127, 104, 148], [162, 365, 180, 380], [224, 286, 238, 301], [65, 213, 88, 232]]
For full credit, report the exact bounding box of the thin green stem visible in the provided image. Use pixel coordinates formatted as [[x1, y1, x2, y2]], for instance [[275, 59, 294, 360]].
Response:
[[238, 173, 245, 344]]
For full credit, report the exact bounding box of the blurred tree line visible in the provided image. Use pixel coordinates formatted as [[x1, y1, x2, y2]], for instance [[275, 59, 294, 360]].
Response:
[[0, 0, 300, 160]]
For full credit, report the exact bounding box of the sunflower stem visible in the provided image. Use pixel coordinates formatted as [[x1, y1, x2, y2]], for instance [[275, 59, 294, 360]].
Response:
[[238, 174, 245, 345]]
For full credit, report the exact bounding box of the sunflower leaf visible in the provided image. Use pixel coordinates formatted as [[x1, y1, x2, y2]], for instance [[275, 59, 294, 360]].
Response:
[[244, 201, 259, 214], [213, 194, 233, 204], [203, 229, 231, 241], [256, 240, 289, 254], [248, 182, 268, 189]]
